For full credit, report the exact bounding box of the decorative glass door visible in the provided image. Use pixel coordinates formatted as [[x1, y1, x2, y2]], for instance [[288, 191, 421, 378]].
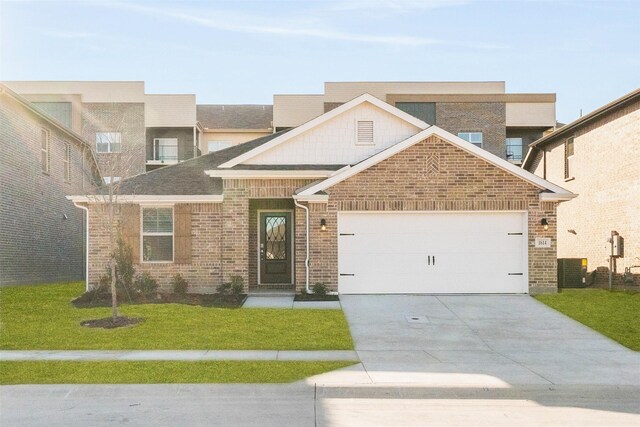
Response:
[[259, 212, 292, 284]]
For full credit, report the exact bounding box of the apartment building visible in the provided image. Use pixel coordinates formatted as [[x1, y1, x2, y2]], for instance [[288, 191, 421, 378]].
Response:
[[0, 84, 101, 285], [197, 104, 273, 154], [274, 81, 557, 164], [2, 81, 201, 178]]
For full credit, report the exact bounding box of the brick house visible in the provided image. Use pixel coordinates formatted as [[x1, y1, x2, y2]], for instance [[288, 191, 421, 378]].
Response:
[[523, 88, 640, 283], [70, 94, 573, 295], [0, 84, 101, 286]]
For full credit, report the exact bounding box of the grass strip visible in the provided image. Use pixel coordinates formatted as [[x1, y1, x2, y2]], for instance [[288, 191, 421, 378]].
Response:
[[0, 361, 354, 384]]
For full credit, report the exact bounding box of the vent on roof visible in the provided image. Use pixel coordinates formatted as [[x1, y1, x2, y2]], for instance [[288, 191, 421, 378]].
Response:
[[356, 120, 374, 145]]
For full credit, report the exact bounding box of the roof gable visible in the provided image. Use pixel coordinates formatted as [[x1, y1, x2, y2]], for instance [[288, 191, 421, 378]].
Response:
[[218, 93, 429, 168], [296, 126, 574, 200]]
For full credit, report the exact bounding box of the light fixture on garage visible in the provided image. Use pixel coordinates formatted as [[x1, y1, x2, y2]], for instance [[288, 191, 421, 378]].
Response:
[[541, 218, 549, 231], [320, 219, 327, 231]]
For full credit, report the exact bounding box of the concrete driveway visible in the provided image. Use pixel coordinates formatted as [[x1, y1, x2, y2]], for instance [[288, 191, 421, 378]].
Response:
[[328, 295, 640, 387]]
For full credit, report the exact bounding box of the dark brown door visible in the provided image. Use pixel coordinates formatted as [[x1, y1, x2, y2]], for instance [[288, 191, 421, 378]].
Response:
[[259, 212, 292, 284]]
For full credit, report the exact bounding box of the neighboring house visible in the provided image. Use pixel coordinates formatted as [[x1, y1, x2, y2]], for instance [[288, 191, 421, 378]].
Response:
[[0, 84, 101, 286], [197, 104, 273, 154], [2, 81, 201, 176], [523, 88, 640, 278], [70, 94, 573, 295], [274, 81, 557, 165]]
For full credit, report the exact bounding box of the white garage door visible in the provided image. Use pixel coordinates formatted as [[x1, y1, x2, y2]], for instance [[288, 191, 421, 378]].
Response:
[[338, 212, 528, 294]]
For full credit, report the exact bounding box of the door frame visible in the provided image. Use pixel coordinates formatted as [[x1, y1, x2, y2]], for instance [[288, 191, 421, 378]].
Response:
[[257, 209, 295, 285], [337, 210, 529, 294]]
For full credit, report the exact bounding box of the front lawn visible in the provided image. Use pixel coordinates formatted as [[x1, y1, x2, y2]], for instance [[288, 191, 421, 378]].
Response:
[[535, 289, 640, 351], [0, 282, 354, 350], [0, 361, 354, 384]]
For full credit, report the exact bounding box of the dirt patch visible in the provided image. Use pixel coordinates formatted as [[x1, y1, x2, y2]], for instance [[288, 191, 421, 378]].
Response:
[[294, 294, 340, 302], [72, 292, 247, 309], [80, 316, 144, 329]]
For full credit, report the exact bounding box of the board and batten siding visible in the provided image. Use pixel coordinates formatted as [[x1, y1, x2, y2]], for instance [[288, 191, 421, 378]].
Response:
[[244, 102, 422, 165]]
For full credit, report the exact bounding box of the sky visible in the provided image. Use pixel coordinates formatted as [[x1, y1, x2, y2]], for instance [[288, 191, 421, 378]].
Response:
[[1, 0, 638, 123]]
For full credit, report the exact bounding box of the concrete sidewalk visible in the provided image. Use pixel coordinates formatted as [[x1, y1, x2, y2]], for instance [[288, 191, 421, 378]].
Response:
[[0, 350, 359, 362]]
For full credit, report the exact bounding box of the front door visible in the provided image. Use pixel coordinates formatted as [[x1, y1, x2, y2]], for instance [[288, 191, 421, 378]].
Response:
[[259, 212, 292, 284]]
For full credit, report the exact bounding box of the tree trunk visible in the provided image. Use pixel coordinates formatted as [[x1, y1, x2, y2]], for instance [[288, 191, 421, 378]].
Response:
[[110, 261, 118, 321]]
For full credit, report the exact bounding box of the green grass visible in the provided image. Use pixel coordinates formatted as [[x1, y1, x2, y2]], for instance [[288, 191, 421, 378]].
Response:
[[0, 361, 354, 384], [535, 289, 640, 351], [0, 282, 354, 350]]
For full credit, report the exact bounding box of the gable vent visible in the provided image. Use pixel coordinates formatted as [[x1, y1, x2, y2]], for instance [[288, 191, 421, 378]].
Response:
[[356, 120, 374, 145]]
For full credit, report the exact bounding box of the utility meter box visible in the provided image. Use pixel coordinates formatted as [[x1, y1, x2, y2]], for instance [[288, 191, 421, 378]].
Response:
[[557, 258, 588, 288], [613, 235, 624, 258]]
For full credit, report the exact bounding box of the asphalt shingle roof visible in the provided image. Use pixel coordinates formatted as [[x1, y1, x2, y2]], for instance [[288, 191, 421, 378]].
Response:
[[197, 104, 273, 129]]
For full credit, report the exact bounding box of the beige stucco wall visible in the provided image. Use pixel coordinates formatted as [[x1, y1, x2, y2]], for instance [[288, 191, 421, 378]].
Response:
[[506, 102, 556, 127], [145, 94, 197, 127], [533, 101, 640, 272], [324, 82, 506, 102], [3, 81, 146, 103], [273, 94, 324, 128]]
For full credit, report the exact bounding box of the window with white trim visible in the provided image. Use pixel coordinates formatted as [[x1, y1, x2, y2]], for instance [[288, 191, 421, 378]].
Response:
[[41, 129, 50, 173], [103, 176, 120, 185], [96, 132, 122, 153], [458, 132, 483, 148], [564, 137, 575, 179], [356, 120, 374, 145], [142, 207, 173, 262], [63, 142, 71, 182], [207, 140, 233, 153]]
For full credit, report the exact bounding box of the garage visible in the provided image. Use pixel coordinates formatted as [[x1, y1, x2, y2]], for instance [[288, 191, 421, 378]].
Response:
[[338, 211, 528, 294]]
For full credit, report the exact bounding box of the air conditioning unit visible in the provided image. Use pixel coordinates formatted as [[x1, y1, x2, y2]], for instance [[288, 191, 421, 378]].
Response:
[[557, 258, 588, 288]]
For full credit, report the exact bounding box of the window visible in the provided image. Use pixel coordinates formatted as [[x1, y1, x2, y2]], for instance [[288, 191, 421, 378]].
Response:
[[458, 132, 483, 148], [207, 140, 233, 153], [142, 207, 173, 262], [96, 132, 122, 153], [356, 120, 374, 145], [103, 176, 120, 185], [41, 129, 50, 173], [565, 137, 575, 179], [153, 138, 178, 162], [63, 142, 71, 182], [505, 138, 524, 162]]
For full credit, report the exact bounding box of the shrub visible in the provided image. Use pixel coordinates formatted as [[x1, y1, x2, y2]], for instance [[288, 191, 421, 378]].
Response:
[[171, 274, 189, 294], [133, 272, 159, 296], [216, 282, 232, 295], [113, 236, 135, 291], [230, 275, 245, 296], [313, 283, 328, 297]]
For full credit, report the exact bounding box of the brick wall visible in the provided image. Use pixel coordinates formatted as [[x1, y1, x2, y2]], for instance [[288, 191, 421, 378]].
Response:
[[0, 93, 98, 285], [435, 102, 506, 159], [82, 103, 146, 178], [527, 99, 640, 274], [305, 135, 558, 294]]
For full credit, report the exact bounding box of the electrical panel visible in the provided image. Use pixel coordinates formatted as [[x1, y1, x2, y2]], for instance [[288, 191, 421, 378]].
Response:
[[612, 235, 624, 258]]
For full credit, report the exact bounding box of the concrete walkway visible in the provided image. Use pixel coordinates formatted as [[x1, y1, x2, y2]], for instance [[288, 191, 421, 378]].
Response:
[[0, 350, 358, 362], [242, 295, 341, 309]]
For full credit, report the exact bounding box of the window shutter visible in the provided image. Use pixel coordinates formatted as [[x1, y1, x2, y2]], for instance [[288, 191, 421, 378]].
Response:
[[121, 204, 140, 263], [356, 120, 374, 144], [174, 204, 192, 264]]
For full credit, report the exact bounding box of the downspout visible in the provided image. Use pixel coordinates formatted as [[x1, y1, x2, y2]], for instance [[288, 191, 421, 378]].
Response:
[[293, 198, 310, 294], [73, 202, 90, 292]]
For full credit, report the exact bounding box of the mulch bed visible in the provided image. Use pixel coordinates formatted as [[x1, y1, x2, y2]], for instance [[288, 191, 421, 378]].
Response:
[[72, 292, 247, 309], [80, 316, 144, 329], [294, 294, 340, 302]]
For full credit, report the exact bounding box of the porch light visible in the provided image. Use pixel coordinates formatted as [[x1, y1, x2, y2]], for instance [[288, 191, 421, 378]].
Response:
[[320, 219, 327, 231], [541, 218, 549, 231]]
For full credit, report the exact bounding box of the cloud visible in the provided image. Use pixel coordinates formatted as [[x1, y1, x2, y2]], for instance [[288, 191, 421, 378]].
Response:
[[102, 1, 506, 50], [327, 0, 470, 12], [40, 30, 98, 39]]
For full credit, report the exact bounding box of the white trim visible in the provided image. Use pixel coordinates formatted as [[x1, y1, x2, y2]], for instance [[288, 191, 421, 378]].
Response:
[[218, 93, 429, 168], [257, 209, 295, 286], [204, 170, 337, 179], [141, 205, 174, 264], [292, 194, 329, 203], [539, 192, 578, 201], [297, 126, 574, 198], [66, 195, 223, 204]]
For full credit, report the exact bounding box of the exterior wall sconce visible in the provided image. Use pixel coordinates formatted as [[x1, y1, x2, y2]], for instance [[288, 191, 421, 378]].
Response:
[[541, 218, 549, 231], [320, 219, 327, 231]]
